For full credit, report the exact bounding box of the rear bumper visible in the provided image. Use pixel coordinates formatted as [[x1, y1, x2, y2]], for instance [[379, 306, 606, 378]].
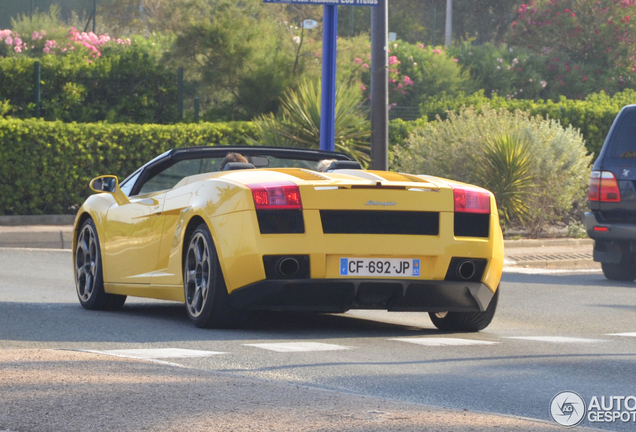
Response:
[[584, 211, 636, 241], [584, 212, 636, 263], [229, 279, 495, 313]]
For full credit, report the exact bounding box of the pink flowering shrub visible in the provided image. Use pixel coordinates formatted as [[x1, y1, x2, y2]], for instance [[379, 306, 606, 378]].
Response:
[[502, 0, 636, 97], [353, 41, 472, 108], [511, 0, 636, 66], [0, 27, 131, 58], [313, 37, 470, 111]]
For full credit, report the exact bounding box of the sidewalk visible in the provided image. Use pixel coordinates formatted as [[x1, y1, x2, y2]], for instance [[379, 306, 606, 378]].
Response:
[[0, 217, 598, 269], [504, 238, 597, 269]]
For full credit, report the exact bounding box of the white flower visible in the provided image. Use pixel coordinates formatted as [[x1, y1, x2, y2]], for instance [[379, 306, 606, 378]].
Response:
[[541, 80, 547, 88], [292, 36, 301, 45]]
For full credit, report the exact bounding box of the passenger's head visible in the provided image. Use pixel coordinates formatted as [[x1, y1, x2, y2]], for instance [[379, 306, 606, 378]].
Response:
[[220, 152, 248, 170], [316, 159, 336, 172]]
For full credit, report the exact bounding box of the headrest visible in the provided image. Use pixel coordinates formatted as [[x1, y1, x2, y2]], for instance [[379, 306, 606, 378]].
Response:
[[326, 160, 363, 172], [223, 162, 256, 171]]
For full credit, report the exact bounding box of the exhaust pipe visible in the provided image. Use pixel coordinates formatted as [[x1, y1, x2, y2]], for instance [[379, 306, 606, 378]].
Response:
[[277, 257, 300, 278], [456, 259, 476, 281]]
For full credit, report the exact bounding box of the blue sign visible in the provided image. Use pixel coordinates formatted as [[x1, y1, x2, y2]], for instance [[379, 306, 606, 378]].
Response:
[[264, 0, 378, 6]]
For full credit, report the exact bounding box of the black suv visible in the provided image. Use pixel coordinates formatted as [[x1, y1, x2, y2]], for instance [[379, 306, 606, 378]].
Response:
[[585, 104, 636, 281]]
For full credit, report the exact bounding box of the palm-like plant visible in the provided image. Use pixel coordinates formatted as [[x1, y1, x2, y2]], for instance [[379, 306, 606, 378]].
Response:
[[477, 134, 535, 223], [253, 79, 371, 164]]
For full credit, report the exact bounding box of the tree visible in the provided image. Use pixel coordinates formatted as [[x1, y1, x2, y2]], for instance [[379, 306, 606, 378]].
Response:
[[165, 0, 308, 121]]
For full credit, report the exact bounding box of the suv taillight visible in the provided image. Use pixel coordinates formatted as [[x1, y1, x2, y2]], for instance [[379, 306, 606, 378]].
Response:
[[248, 182, 302, 210], [453, 187, 491, 214], [588, 171, 621, 202]]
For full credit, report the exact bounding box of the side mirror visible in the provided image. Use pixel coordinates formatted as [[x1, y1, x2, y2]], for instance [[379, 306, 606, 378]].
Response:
[[90, 175, 118, 193], [89, 175, 130, 205]]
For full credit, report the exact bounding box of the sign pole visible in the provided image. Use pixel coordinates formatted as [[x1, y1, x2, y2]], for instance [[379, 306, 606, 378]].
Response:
[[370, 0, 388, 170], [319, 5, 338, 152]]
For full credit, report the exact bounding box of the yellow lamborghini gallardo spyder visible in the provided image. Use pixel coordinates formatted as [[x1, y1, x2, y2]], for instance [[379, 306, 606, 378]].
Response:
[[73, 146, 503, 331]]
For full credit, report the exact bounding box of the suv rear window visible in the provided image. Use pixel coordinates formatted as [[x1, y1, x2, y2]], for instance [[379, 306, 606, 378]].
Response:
[[610, 109, 636, 159]]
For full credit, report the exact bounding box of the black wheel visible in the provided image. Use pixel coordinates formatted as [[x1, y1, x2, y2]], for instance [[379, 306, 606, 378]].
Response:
[[601, 249, 636, 281], [75, 218, 126, 311], [183, 223, 234, 328], [429, 287, 499, 332]]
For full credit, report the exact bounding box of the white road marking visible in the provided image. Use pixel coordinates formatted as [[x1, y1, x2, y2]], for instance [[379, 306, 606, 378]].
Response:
[[505, 336, 607, 343], [606, 332, 636, 337], [244, 342, 352, 352], [503, 267, 601, 274], [390, 337, 499, 346], [84, 348, 226, 359]]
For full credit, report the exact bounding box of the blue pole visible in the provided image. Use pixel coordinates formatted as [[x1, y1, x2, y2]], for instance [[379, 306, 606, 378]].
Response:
[[320, 5, 338, 152]]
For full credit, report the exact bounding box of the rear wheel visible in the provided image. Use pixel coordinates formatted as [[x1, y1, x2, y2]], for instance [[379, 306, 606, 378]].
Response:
[[75, 218, 126, 311], [429, 287, 499, 332], [183, 223, 234, 328], [601, 249, 636, 281]]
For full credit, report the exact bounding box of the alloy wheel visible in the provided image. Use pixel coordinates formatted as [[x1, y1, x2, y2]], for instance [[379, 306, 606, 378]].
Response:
[[185, 232, 212, 318], [75, 223, 99, 302]]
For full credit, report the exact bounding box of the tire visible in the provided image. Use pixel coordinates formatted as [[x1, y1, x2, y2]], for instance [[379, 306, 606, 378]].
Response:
[[429, 287, 499, 332], [183, 223, 235, 328], [601, 249, 636, 281], [75, 218, 127, 311]]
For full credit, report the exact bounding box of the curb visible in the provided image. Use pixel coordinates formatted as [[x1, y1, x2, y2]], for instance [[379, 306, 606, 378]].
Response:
[[505, 258, 599, 269], [0, 214, 76, 226], [0, 227, 73, 250], [504, 238, 593, 248]]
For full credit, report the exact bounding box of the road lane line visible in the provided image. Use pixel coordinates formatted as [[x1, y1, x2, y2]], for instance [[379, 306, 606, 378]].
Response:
[[82, 348, 226, 359], [505, 336, 608, 343], [606, 332, 636, 337], [244, 342, 352, 352], [389, 338, 499, 346]]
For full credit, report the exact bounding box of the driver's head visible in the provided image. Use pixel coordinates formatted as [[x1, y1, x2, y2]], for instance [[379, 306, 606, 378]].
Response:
[[220, 152, 248, 170]]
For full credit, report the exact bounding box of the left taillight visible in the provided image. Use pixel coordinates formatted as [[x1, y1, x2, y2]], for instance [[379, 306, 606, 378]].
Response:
[[453, 187, 491, 214], [588, 171, 621, 202], [248, 181, 302, 210]]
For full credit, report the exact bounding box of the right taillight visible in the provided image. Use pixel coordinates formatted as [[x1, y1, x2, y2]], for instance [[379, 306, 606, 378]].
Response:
[[588, 171, 621, 202]]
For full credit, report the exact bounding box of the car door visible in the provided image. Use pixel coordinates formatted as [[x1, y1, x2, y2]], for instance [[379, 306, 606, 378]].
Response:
[[102, 190, 167, 284]]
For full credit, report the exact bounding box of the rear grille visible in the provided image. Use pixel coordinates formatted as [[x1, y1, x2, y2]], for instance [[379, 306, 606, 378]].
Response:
[[256, 210, 305, 234], [454, 213, 490, 238], [320, 210, 439, 235]]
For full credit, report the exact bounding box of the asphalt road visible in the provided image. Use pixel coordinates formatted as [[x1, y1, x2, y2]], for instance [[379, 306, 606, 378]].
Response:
[[2, 248, 636, 430]]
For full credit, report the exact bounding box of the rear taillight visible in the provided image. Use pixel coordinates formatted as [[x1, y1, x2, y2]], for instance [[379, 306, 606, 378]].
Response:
[[453, 187, 490, 214], [248, 181, 302, 210], [588, 171, 621, 202]]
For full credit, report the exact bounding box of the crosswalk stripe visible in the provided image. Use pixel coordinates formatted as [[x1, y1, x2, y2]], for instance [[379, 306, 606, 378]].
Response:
[[504, 336, 607, 343], [84, 348, 226, 359], [244, 342, 352, 352], [390, 337, 499, 346]]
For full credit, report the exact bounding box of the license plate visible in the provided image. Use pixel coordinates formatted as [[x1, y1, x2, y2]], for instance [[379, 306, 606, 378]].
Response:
[[339, 258, 420, 277]]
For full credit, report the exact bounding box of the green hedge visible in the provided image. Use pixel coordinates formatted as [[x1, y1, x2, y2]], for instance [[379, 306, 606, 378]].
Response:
[[0, 119, 258, 215], [420, 90, 636, 157], [0, 47, 179, 124]]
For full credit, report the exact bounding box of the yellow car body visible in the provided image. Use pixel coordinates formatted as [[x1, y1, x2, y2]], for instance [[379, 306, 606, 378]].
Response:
[[73, 146, 503, 330]]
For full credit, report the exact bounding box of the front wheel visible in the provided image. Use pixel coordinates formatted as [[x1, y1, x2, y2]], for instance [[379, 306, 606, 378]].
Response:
[[183, 223, 234, 328], [429, 287, 499, 332], [75, 218, 126, 311]]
